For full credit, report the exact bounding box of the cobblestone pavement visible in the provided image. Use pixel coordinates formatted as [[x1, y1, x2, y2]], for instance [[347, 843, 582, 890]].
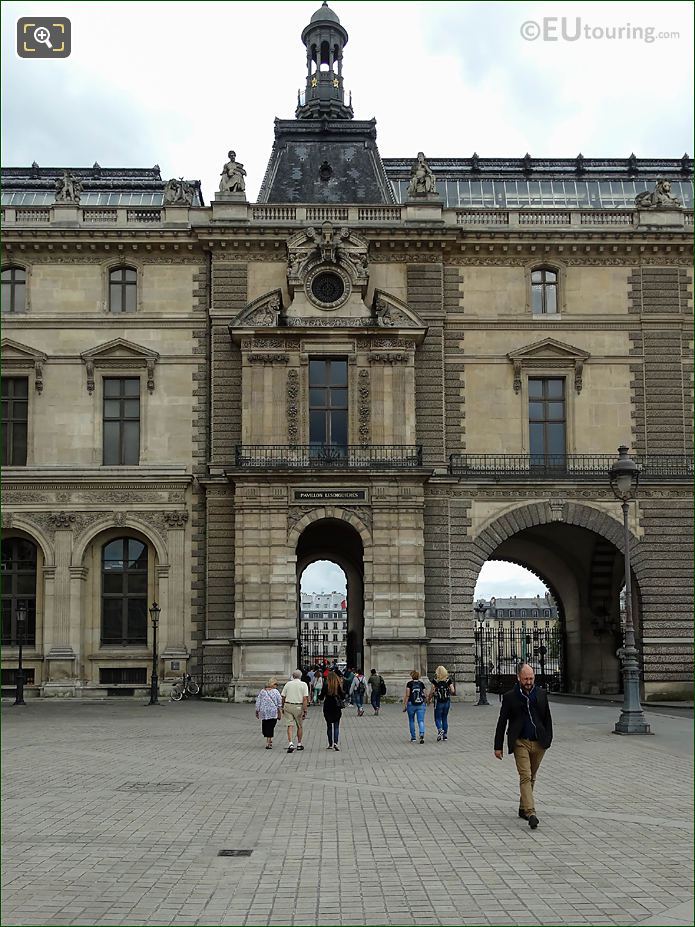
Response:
[[2, 697, 692, 927]]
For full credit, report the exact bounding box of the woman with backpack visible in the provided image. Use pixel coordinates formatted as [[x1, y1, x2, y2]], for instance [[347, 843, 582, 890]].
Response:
[[350, 669, 367, 716], [323, 671, 344, 750], [428, 665, 456, 741], [402, 670, 427, 743]]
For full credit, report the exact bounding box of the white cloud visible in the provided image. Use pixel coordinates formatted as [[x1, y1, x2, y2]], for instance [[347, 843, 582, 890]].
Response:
[[3, 1, 692, 200], [474, 561, 549, 600], [300, 560, 347, 595]]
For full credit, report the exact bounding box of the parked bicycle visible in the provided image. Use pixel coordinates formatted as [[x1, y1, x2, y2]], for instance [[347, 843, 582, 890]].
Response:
[[170, 673, 199, 701]]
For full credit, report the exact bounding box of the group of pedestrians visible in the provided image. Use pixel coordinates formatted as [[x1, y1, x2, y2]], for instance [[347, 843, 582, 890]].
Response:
[[255, 662, 554, 830]]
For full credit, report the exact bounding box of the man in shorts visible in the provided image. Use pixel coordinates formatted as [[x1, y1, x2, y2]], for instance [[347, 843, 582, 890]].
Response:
[[281, 670, 309, 753]]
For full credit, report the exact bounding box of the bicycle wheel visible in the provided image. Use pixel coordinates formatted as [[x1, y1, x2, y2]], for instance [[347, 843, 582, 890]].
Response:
[[170, 686, 183, 701], [186, 682, 200, 696]]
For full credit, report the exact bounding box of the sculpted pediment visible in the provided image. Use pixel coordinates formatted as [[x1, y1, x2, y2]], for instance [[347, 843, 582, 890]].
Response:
[[1, 338, 47, 392], [230, 290, 283, 329], [372, 290, 426, 332], [80, 338, 160, 394], [507, 338, 590, 393]]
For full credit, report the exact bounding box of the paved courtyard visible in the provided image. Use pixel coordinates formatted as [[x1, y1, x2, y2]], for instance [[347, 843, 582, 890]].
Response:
[[1, 696, 692, 927]]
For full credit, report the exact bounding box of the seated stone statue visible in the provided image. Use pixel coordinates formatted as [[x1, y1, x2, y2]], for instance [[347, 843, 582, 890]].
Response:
[[407, 152, 437, 196], [219, 151, 247, 194], [634, 179, 682, 209]]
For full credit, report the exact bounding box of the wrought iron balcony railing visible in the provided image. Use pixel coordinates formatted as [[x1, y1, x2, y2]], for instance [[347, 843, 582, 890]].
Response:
[[235, 444, 423, 469], [448, 454, 694, 480]]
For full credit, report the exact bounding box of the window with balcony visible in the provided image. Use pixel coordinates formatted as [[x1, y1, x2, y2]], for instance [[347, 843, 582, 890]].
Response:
[[2, 377, 28, 466], [108, 267, 137, 313], [309, 358, 348, 450], [529, 377, 566, 465], [1, 267, 27, 313], [101, 537, 148, 645], [531, 267, 558, 315], [103, 377, 140, 465]]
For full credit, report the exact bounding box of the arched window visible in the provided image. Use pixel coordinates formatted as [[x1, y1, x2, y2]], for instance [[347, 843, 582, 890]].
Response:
[[531, 267, 558, 315], [108, 267, 137, 313], [1, 538, 37, 645], [101, 537, 148, 645], [1, 267, 27, 313]]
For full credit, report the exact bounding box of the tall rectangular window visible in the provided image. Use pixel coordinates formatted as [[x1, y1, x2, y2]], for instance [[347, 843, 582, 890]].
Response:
[[1, 377, 28, 466], [309, 358, 348, 448], [529, 378, 566, 465], [103, 378, 140, 465]]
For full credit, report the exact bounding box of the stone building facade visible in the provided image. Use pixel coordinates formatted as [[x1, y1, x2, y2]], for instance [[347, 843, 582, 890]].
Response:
[[2, 3, 692, 700]]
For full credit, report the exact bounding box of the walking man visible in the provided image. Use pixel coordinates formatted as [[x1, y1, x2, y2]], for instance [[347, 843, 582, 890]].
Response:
[[494, 663, 553, 829], [281, 669, 309, 753]]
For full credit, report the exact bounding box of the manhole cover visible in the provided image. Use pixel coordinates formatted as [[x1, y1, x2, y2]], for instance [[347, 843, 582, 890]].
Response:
[[117, 781, 191, 793], [217, 849, 253, 857]]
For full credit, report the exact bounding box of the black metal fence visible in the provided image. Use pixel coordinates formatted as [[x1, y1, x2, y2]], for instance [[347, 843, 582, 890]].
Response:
[[235, 444, 423, 469], [449, 454, 693, 480], [299, 626, 334, 667], [474, 625, 563, 695]]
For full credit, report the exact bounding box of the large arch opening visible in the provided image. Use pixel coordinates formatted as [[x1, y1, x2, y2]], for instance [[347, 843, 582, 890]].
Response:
[[299, 561, 348, 667], [296, 518, 364, 670], [471, 504, 643, 696]]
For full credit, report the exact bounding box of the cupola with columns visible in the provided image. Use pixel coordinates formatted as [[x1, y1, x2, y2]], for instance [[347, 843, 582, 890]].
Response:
[[296, 2, 353, 120]]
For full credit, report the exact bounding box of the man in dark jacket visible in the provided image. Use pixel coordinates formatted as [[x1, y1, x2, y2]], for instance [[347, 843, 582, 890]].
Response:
[[494, 663, 553, 830]]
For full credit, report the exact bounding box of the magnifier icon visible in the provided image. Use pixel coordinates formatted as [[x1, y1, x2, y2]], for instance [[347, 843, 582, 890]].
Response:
[[33, 26, 53, 48]]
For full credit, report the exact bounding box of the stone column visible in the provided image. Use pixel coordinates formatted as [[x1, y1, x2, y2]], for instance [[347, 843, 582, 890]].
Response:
[[44, 519, 78, 692]]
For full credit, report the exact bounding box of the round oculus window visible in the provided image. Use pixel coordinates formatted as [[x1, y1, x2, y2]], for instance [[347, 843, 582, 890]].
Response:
[[311, 271, 345, 305]]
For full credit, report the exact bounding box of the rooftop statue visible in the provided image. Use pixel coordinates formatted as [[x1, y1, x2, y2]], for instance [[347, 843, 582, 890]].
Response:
[[407, 152, 437, 196], [635, 178, 682, 209], [219, 150, 246, 194], [55, 170, 82, 204], [163, 177, 194, 206]]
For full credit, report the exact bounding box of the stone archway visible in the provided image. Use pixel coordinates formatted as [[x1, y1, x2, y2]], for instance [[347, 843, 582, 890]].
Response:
[[469, 501, 644, 695], [296, 518, 365, 669]]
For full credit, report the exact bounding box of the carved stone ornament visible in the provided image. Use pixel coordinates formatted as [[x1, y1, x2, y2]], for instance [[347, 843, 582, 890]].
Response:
[[55, 170, 82, 204], [164, 511, 189, 527], [0, 339, 47, 394], [287, 369, 300, 444], [369, 352, 410, 364], [634, 179, 683, 209], [548, 499, 567, 521], [113, 512, 126, 527], [358, 369, 370, 446], [372, 290, 425, 332], [49, 511, 76, 529], [285, 224, 369, 303], [81, 338, 160, 394], [163, 177, 194, 206], [246, 353, 289, 364], [507, 338, 591, 395], [230, 290, 282, 330]]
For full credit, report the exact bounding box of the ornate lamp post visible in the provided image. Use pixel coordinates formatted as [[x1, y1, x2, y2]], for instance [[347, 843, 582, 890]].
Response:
[[148, 602, 161, 706], [473, 600, 490, 706], [13, 602, 27, 707], [609, 446, 651, 735]]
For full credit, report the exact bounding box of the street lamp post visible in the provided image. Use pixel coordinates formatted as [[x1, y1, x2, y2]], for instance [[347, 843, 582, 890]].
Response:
[[148, 602, 161, 706], [609, 445, 651, 735], [13, 602, 27, 707], [473, 600, 490, 706]]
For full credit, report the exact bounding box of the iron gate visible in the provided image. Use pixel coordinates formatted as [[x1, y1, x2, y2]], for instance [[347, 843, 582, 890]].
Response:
[[474, 625, 564, 695]]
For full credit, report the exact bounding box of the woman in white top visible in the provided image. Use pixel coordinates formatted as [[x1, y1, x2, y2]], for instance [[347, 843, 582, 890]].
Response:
[[255, 677, 283, 749]]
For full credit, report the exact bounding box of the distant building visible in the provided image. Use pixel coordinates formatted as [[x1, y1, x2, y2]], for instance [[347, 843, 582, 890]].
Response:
[[300, 591, 347, 664], [479, 594, 559, 631]]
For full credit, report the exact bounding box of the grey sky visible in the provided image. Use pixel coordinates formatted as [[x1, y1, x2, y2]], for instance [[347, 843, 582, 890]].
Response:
[[3, 1, 692, 199]]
